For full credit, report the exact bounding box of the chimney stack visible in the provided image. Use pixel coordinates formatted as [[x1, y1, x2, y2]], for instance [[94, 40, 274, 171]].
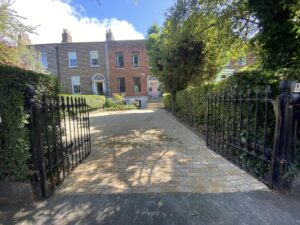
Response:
[[62, 29, 72, 43], [18, 33, 31, 45], [106, 28, 114, 41]]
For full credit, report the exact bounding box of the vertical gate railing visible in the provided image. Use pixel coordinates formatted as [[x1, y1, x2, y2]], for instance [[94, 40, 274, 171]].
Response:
[[25, 86, 91, 198], [206, 80, 300, 189], [272, 81, 300, 188]]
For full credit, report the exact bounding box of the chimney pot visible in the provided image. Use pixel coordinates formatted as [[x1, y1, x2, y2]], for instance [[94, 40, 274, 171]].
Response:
[[62, 29, 72, 43], [106, 28, 114, 41]]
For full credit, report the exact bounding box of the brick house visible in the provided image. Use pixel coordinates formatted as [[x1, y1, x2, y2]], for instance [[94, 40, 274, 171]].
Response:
[[106, 35, 149, 106], [31, 29, 150, 107]]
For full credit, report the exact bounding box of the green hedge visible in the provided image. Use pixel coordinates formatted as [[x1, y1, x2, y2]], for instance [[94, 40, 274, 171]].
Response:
[[165, 69, 299, 184], [176, 85, 213, 131], [60, 94, 105, 110], [0, 65, 59, 182], [163, 93, 172, 110]]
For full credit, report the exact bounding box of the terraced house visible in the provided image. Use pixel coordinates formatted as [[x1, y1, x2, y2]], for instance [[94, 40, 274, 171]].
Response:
[[31, 29, 156, 107]]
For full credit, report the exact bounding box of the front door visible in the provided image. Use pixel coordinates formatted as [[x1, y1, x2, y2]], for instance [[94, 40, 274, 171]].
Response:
[[97, 82, 104, 95], [150, 81, 159, 98]]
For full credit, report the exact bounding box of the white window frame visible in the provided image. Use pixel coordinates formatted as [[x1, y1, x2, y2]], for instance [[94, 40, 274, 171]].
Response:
[[71, 76, 81, 94], [132, 51, 140, 68], [68, 51, 78, 68], [90, 50, 99, 67], [40, 52, 48, 69]]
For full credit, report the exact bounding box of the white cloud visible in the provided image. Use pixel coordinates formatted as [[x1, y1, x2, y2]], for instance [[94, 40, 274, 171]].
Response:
[[12, 0, 144, 44]]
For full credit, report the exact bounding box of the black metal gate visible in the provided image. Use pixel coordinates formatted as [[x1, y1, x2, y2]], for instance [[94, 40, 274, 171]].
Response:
[[25, 87, 91, 198], [206, 80, 300, 189]]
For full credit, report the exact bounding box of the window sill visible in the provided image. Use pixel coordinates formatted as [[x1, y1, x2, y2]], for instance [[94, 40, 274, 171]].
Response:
[[69, 66, 78, 68], [132, 66, 140, 69], [91, 65, 99, 67], [116, 67, 125, 69]]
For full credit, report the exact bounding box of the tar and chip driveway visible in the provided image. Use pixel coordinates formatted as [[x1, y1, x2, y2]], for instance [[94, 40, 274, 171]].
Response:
[[1, 105, 300, 225]]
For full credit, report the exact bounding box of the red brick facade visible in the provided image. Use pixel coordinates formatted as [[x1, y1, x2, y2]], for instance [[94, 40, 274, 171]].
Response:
[[107, 40, 149, 97]]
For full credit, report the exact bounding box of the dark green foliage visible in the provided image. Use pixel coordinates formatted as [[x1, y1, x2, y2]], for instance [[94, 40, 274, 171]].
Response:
[[176, 85, 213, 131], [146, 23, 205, 94], [0, 64, 59, 182], [249, 0, 300, 71], [60, 94, 105, 110], [164, 69, 295, 130], [164, 70, 299, 186]]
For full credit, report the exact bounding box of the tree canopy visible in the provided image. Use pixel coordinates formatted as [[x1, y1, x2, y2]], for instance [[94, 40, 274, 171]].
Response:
[[146, 0, 300, 95], [0, 0, 44, 72], [249, 0, 300, 71]]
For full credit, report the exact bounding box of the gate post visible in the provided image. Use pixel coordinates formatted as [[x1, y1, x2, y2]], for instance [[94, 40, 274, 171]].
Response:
[[24, 85, 47, 198], [272, 80, 300, 189]]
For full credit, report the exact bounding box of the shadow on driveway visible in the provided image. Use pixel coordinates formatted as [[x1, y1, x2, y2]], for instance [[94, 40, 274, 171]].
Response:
[[1, 191, 300, 225]]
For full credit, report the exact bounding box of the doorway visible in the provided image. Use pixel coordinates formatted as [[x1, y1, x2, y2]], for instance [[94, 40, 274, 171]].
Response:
[[92, 74, 106, 95], [97, 82, 104, 95]]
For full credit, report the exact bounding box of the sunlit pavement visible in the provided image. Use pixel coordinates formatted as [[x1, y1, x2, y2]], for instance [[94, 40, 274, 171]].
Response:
[[1, 106, 300, 225]]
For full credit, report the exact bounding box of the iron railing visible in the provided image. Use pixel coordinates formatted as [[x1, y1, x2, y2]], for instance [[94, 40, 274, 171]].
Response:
[[206, 81, 300, 189], [26, 87, 91, 198]]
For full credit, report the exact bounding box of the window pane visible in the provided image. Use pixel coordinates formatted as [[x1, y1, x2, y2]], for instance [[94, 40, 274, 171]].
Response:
[[132, 52, 140, 67], [117, 77, 126, 92], [73, 85, 81, 94], [40, 53, 48, 68], [133, 77, 141, 92], [68, 52, 77, 67], [92, 58, 99, 66], [90, 50, 99, 66], [116, 52, 124, 68], [71, 76, 80, 93]]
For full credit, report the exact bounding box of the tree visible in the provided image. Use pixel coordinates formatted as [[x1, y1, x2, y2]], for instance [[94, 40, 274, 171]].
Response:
[[0, 0, 44, 72], [248, 0, 300, 71], [146, 21, 206, 111], [146, 1, 255, 94]]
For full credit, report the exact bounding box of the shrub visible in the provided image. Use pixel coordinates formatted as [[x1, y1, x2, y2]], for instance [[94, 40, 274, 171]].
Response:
[[176, 85, 213, 130], [104, 96, 136, 111], [104, 98, 115, 108], [60, 94, 105, 110], [0, 65, 59, 182], [163, 93, 172, 110], [112, 93, 125, 104]]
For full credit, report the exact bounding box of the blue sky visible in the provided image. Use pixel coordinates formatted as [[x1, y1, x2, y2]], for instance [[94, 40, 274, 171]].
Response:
[[13, 0, 173, 44], [72, 0, 173, 35]]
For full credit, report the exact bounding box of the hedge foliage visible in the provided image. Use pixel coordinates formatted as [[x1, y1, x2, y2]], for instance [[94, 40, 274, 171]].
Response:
[[0, 65, 59, 182], [163, 69, 300, 183], [162, 93, 172, 111], [60, 94, 105, 110], [176, 85, 213, 132], [165, 69, 300, 118]]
